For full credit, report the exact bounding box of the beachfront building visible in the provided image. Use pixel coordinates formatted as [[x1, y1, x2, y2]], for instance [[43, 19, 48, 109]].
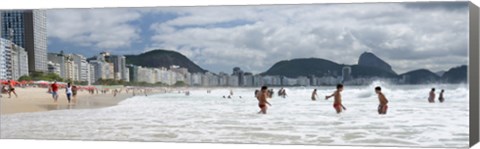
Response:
[[47, 52, 66, 78], [89, 60, 106, 82], [136, 66, 155, 84], [342, 66, 352, 83], [217, 72, 228, 86], [127, 64, 138, 82], [190, 73, 202, 86], [88, 64, 95, 85], [227, 75, 239, 87], [71, 54, 91, 83], [0, 38, 28, 80], [1, 10, 47, 73], [64, 55, 77, 81], [106, 54, 128, 82], [0, 40, 8, 80], [296, 76, 310, 86], [47, 61, 61, 76]]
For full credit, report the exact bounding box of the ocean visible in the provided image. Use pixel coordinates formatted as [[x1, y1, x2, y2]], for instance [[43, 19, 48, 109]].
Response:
[[0, 81, 469, 148]]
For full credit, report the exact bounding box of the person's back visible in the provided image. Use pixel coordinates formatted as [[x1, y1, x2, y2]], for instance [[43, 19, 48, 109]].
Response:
[[428, 88, 435, 103], [439, 89, 445, 103], [311, 89, 317, 101]]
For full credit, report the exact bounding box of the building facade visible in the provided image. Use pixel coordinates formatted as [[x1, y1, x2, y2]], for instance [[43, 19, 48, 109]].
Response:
[[1, 10, 47, 73], [0, 38, 28, 80]]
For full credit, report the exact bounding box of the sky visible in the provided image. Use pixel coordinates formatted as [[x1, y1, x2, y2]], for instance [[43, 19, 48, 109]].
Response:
[[46, 2, 469, 74]]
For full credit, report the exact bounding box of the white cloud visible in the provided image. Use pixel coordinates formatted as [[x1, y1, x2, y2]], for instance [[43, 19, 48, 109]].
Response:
[[145, 3, 468, 74], [47, 8, 142, 50]]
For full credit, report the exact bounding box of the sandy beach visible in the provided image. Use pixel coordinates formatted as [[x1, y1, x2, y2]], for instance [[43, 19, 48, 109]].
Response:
[[0, 87, 134, 115]]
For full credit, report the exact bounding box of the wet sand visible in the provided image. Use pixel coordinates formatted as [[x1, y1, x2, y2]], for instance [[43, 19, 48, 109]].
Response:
[[0, 87, 133, 115]]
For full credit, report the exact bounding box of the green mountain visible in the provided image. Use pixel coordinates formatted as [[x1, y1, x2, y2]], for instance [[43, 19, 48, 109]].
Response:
[[262, 58, 397, 78], [125, 49, 207, 73], [262, 58, 342, 77], [441, 65, 467, 83], [358, 52, 396, 74], [399, 69, 440, 84]]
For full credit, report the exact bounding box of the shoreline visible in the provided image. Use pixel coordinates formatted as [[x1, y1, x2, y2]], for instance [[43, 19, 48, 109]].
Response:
[[0, 87, 137, 115]]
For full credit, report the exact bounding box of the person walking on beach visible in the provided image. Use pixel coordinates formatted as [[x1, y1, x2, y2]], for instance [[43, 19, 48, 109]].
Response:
[[7, 80, 17, 98], [439, 89, 445, 103], [51, 81, 59, 103], [326, 84, 346, 114], [375, 86, 389, 115], [66, 82, 73, 104], [72, 84, 78, 103], [257, 86, 272, 114], [428, 88, 435, 103], [311, 89, 318, 101]]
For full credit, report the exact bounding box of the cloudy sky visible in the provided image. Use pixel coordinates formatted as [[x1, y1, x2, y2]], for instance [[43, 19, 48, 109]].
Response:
[[46, 2, 469, 74]]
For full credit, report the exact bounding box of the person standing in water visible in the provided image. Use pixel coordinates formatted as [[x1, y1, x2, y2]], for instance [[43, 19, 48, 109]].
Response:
[[311, 89, 318, 101], [325, 84, 346, 114], [375, 86, 389, 115], [439, 89, 445, 103], [257, 86, 272, 114], [428, 88, 435, 103], [66, 82, 73, 104]]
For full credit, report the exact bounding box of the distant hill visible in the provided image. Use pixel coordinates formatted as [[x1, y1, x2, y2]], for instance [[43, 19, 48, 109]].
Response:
[[350, 65, 397, 78], [400, 69, 440, 84], [125, 49, 207, 73], [435, 70, 447, 77], [262, 58, 397, 78], [262, 58, 342, 78], [441, 65, 467, 83], [358, 52, 396, 74]]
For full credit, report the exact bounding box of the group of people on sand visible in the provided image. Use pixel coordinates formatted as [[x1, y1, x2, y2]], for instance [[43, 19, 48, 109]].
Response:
[[428, 88, 445, 103], [48, 81, 78, 104], [257, 84, 389, 115], [1, 80, 18, 98]]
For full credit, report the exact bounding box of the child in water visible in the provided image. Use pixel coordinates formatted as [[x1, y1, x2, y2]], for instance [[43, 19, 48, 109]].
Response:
[[375, 86, 388, 115], [326, 84, 346, 114]]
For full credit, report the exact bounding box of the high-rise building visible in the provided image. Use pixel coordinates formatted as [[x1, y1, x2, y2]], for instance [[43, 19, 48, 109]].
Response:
[[48, 52, 66, 78], [71, 54, 90, 82], [0, 38, 28, 80], [342, 66, 352, 83], [106, 54, 128, 82], [1, 10, 47, 73]]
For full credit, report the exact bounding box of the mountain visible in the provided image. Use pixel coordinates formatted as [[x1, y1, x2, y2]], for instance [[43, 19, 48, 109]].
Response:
[[358, 52, 396, 74], [262, 58, 342, 77], [350, 65, 398, 78], [435, 70, 447, 77], [262, 58, 397, 78], [400, 69, 440, 84], [125, 49, 207, 73], [441, 65, 467, 83]]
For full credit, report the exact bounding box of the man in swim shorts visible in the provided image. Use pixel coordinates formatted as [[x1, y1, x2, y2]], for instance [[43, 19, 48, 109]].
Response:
[[326, 84, 346, 114], [257, 86, 272, 114], [375, 86, 388, 115]]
